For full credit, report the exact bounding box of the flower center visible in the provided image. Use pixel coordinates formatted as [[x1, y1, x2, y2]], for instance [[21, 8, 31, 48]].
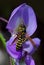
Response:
[[16, 24, 27, 50]]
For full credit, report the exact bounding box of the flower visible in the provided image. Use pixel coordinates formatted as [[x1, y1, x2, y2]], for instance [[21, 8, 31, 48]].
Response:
[[6, 3, 41, 65]]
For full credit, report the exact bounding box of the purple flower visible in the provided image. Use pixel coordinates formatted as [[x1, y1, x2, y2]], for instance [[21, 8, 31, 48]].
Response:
[[6, 3, 41, 65]]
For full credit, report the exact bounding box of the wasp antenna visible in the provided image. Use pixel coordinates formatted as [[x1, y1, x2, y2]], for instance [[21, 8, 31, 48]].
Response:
[[0, 17, 8, 23]]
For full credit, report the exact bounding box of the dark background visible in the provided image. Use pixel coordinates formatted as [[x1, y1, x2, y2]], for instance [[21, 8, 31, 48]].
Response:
[[0, 0, 44, 65]]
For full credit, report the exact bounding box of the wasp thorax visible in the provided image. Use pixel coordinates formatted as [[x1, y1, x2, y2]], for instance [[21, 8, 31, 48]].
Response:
[[16, 24, 27, 50]]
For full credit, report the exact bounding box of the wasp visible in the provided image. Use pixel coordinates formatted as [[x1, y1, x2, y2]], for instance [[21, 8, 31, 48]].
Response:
[[16, 24, 27, 50], [11, 24, 36, 50]]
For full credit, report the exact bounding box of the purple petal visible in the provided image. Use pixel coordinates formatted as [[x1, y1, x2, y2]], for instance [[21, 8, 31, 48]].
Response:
[[6, 3, 37, 36], [6, 36, 22, 59], [26, 6, 37, 36], [22, 5, 37, 36], [23, 38, 40, 54], [6, 13, 21, 34], [6, 35, 17, 45], [25, 55, 35, 65], [6, 3, 26, 33], [9, 3, 26, 22]]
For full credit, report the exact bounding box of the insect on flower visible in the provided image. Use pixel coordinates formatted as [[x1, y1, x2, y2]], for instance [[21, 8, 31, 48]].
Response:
[[16, 24, 26, 50], [0, 3, 41, 65], [11, 23, 36, 51]]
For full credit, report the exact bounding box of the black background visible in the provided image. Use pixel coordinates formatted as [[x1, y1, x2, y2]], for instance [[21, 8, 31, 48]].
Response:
[[0, 0, 44, 65]]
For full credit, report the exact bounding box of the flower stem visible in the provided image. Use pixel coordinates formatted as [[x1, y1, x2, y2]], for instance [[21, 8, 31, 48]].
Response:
[[0, 33, 6, 48], [10, 57, 15, 65], [0, 17, 8, 23]]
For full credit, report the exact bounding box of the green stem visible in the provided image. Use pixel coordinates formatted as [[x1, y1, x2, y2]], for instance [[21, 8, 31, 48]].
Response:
[[0, 33, 6, 48], [0, 33, 15, 65], [10, 57, 15, 65]]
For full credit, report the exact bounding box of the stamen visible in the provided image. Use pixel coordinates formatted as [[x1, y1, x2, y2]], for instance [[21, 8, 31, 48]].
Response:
[[25, 34, 36, 47], [0, 17, 8, 23]]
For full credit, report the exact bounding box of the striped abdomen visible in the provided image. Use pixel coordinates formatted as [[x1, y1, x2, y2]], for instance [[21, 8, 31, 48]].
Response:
[[16, 24, 26, 50], [16, 36, 26, 50]]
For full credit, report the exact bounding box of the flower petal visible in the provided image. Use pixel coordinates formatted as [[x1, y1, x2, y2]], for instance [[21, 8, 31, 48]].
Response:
[[23, 38, 41, 54], [6, 36, 22, 59], [26, 6, 37, 36], [9, 3, 26, 22], [6, 34, 17, 45], [6, 3, 37, 36], [6, 3, 26, 33], [6, 13, 22, 34], [25, 55, 35, 65]]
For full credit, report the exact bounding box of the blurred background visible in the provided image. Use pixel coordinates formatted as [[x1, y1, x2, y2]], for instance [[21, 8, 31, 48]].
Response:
[[0, 0, 44, 65]]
